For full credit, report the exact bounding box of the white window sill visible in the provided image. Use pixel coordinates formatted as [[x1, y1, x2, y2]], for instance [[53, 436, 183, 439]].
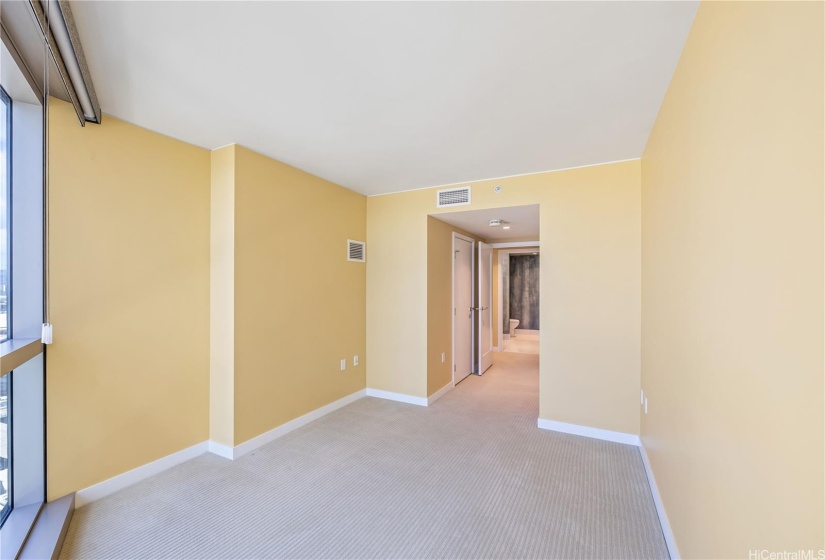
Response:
[[0, 338, 43, 377]]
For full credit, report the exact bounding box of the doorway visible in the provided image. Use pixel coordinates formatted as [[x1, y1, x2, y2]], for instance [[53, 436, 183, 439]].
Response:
[[428, 205, 540, 401], [498, 246, 541, 355]]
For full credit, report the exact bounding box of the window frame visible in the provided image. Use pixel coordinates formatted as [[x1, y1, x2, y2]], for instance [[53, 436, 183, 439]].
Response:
[[0, 85, 11, 345], [0, 85, 12, 529], [0, 372, 12, 528]]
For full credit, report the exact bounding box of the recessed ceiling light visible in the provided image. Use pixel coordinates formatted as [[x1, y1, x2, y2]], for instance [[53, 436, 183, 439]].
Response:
[[532, 252, 538, 255]]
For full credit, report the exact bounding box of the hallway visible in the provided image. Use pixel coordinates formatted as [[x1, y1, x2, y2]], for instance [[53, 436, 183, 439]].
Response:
[[501, 332, 540, 354], [61, 353, 667, 559]]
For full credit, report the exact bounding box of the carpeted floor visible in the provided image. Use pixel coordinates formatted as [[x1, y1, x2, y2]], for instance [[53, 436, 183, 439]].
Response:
[[502, 333, 539, 355], [60, 353, 668, 559]]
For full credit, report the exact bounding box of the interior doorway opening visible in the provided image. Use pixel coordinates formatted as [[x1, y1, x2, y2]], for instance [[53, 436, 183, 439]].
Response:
[[498, 246, 540, 355], [426, 204, 540, 399]]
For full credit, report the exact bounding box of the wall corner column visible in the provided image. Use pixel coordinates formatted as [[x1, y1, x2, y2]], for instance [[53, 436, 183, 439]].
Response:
[[210, 145, 236, 446]]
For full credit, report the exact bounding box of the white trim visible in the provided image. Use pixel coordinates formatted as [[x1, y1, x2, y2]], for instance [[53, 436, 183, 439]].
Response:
[[427, 382, 454, 405], [76, 390, 369, 506], [365, 388, 428, 407], [75, 442, 209, 508], [489, 241, 541, 248], [639, 442, 680, 560], [477, 241, 494, 375], [514, 328, 539, 336], [537, 419, 640, 446], [208, 441, 234, 460], [366, 158, 641, 197], [534, 419, 677, 558], [232, 389, 367, 459]]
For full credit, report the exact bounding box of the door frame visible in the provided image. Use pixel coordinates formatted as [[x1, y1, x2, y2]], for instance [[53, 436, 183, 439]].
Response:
[[492, 242, 540, 350], [477, 241, 494, 375], [452, 232, 475, 385]]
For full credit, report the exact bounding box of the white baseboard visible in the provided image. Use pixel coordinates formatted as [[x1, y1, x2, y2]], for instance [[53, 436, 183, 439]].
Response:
[[76, 390, 369, 505], [427, 382, 454, 405], [639, 442, 680, 560], [208, 440, 233, 459], [514, 329, 539, 336], [365, 388, 428, 407], [75, 442, 208, 508], [232, 389, 367, 459], [536, 418, 677, 558], [537, 418, 640, 446]]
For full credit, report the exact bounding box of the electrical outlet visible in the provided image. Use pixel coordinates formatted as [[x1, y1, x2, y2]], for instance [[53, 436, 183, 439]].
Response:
[[340, 359, 346, 371], [441, 352, 446, 363], [353, 355, 359, 366], [644, 396, 648, 415]]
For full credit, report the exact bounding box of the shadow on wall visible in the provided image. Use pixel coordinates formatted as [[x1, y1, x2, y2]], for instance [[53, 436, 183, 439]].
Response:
[[510, 254, 540, 330]]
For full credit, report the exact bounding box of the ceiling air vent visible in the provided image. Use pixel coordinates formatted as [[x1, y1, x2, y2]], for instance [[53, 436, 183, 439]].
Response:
[[437, 186, 471, 208], [348, 240, 366, 263]]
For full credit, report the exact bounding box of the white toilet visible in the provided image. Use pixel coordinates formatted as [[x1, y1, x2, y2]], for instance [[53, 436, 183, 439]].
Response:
[[509, 319, 520, 337]]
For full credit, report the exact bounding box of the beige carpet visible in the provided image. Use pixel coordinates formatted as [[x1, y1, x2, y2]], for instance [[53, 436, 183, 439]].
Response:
[[60, 353, 668, 559]]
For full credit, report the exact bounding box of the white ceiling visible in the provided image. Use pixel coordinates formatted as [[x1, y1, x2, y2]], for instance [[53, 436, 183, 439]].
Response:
[[70, 1, 697, 196], [435, 205, 539, 242], [1, 43, 39, 105]]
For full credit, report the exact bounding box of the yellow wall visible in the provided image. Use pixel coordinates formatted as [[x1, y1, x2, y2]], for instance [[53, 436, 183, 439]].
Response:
[[640, 2, 825, 557], [47, 98, 211, 499], [231, 145, 367, 444], [367, 161, 641, 433], [426, 216, 480, 396]]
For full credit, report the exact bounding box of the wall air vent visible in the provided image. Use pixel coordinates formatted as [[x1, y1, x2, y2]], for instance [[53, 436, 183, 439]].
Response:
[[347, 240, 366, 262], [437, 186, 471, 208]]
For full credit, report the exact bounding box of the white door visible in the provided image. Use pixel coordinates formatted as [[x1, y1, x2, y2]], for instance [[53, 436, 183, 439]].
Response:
[[477, 241, 493, 374], [454, 237, 473, 385]]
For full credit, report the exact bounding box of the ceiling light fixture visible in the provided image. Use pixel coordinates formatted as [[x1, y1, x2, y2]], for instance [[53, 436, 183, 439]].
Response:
[[489, 219, 503, 227], [503, 226, 511, 230]]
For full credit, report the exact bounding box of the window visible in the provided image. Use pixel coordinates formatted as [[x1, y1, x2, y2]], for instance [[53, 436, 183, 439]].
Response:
[[0, 373, 9, 526], [0, 86, 9, 527], [0, 6, 49, 551], [0, 87, 9, 343]]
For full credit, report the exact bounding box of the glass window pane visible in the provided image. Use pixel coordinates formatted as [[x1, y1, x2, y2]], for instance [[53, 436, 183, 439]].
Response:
[[0, 372, 9, 524], [0, 87, 9, 343]]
